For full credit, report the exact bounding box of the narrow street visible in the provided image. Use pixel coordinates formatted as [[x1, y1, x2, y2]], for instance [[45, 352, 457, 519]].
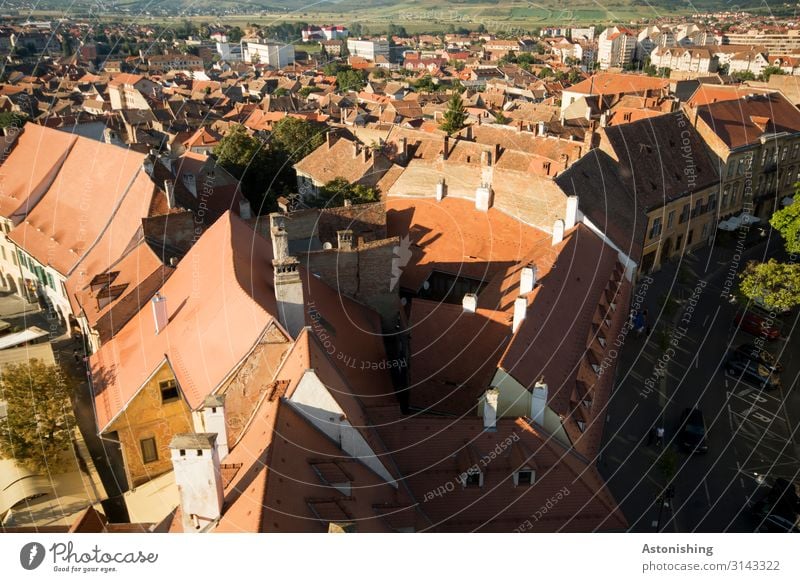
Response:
[[600, 229, 800, 532]]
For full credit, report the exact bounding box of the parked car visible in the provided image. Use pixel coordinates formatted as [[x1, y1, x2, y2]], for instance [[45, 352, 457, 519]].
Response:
[[733, 343, 783, 373], [678, 408, 708, 454], [734, 311, 780, 340], [726, 351, 782, 390], [752, 479, 800, 533]]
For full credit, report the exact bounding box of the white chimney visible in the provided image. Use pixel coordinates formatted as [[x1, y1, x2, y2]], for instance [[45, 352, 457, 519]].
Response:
[[531, 378, 548, 426], [475, 185, 493, 212], [483, 388, 499, 431], [164, 180, 176, 209], [552, 219, 565, 245], [270, 214, 289, 261], [512, 295, 527, 333], [202, 394, 228, 459], [273, 257, 304, 338], [170, 433, 224, 533], [238, 199, 252, 220], [600, 111, 608, 128], [520, 265, 537, 295], [462, 293, 478, 313], [151, 292, 168, 334], [435, 178, 445, 201], [537, 121, 546, 136], [565, 195, 578, 229]]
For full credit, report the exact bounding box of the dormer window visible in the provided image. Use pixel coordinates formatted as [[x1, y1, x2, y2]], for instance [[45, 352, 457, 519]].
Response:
[[577, 420, 586, 432], [514, 468, 535, 486], [160, 379, 180, 403], [463, 467, 483, 488]]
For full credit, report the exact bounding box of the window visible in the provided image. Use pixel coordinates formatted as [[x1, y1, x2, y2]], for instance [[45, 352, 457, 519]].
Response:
[[140, 437, 157, 464], [159, 379, 180, 403], [781, 146, 788, 161], [649, 216, 662, 239], [702, 222, 709, 240], [761, 148, 768, 166], [707, 194, 717, 212], [679, 203, 689, 224], [691, 199, 703, 218], [464, 470, 482, 488], [737, 158, 745, 176], [1, 247, 5, 261], [667, 210, 675, 229], [11, 252, 16, 266], [722, 192, 729, 209], [514, 469, 535, 486], [793, 143, 799, 159], [687, 229, 694, 246], [726, 162, 735, 179]]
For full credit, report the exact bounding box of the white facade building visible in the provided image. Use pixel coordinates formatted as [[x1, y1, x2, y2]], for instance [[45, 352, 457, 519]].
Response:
[[241, 40, 295, 68], [346, 38, 390, 61], [597, 26, 636, 70]]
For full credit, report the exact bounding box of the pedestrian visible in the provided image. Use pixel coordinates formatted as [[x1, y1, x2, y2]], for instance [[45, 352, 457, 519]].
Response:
[[635, 312, 645, 335]]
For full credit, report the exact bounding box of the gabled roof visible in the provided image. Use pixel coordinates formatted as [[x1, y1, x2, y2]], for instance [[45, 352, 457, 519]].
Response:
[[0, 123, 77, 223], [8, 131, 148, 275], [566, 73, 669, 96], [91, 211, 279, 432], [695, 91, 800, 150]]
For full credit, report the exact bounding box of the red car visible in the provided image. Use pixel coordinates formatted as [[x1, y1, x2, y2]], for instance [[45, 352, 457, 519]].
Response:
[[735, 311, 781, 340]]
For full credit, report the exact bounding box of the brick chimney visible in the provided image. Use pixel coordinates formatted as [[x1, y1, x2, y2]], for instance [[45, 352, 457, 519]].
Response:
[[170, 433, 224, 533], [337, 229, 353, 250], [443, 135, 450, 160]]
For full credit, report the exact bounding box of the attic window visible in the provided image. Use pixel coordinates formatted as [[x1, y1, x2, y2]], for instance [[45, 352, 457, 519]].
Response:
[[577, 420, 586, 432], [96, 283, 129, 310], [160, 379, 180, 403], [514, 469, 535, 486], [89, 271, 120, 294]]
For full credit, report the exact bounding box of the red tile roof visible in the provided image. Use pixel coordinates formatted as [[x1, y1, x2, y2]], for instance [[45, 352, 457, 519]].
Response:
[[91, 212, 280, 432]]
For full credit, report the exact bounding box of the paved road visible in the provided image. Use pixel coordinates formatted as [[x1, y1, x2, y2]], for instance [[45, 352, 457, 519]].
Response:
[[600, 231, 800, 532]]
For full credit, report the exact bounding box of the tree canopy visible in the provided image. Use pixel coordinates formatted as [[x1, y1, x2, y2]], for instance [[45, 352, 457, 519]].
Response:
[[770, 196, 800, 254], [315, 177, 379, 207], [0, 360, 76, 473], [439, 92, 468, 135], [336, 68, 366, 92], [739, 259, 800, 311]]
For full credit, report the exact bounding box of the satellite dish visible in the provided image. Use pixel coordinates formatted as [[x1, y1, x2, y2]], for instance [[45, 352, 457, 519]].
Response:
[[422, 280, 430, 290], [323, 242, 333, 250]]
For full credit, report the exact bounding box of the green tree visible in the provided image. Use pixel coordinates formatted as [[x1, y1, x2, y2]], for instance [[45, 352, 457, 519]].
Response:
[[0, 361, 76, 473], [0, 111, 27, 129], [270, 117, 326, 162], [316, 177, 379, 207], [215, 124, 265, 173], [273, 87, 289, 97], [439, 92, 467, 135], [771, 196, 800, 254], [761, 65, 785, 81], [336, 68, 366, 92], [739, 259, 800, 311]]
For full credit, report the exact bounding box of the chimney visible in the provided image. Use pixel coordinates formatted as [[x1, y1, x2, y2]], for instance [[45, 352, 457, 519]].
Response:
[[362, 146, 369, 163], [512, 295, 527, 333], [353, 142, 360, 159], [337, 229, 353, 250], [273, 257, 304, 338], [399, 136, 408, 161], [475, 184, 493, 211], [583, 121, 596, 152], [326, 130, 335, 149], [565, 196, 578, 229], [238, 199, 252, 220], [270, 213, 289, 261], [170, 433, 224, 533], [462, 292, 477, 313], [465, 124, 473, 140], [164, 180, 176, 209], [202, 394, 229, 459], [560, 152, 569, 171], [435, 178, 445, 201], [151, 292, 168, 334], [520, 265, 537, 295], [480, 150, 490, 166], [483, 388, 499, 431], [530, 378, 548, 426], [442, 135, 450, 160], [552, 219, 565, 245], [537, 120, 546, 136], [599, 111, 608, 128]]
